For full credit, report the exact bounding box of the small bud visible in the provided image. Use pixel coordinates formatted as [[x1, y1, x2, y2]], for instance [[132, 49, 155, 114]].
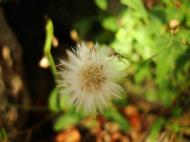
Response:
[[39, 56, 49, 68], [169, 19, 180, 34], [70, 30, 79, 42], [87, 41, 94, 49], [169, 19, 180, 29], [52, 36, 59, 48]]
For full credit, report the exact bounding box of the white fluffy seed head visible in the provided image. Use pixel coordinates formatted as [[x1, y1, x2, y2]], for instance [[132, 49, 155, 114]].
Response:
[[57, 42, 124, 114]]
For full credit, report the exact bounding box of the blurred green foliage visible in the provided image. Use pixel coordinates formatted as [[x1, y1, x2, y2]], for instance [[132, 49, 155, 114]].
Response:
[[48, 0, 190, 133], [104, 108, 130, 131], [94, 0, 108, 10], [146, 117, 165, 142], [74, 0, 190, 106], [0, 127, 7, 141]]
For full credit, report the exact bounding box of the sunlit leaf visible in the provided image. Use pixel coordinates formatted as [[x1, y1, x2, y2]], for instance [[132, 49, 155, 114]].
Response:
[[94, 0, 107, 10], [121, 0, 148, 20], [156, 47, 173, 84], [102, 17, 118, 32], [135, 62, 151, 84]]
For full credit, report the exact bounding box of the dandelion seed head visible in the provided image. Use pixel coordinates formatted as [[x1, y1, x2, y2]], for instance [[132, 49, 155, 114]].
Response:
[[79, 63, 106, 93], [57, 42, 124, 114]]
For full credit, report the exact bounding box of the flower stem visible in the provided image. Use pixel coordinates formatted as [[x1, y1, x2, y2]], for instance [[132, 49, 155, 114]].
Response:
[[43, 18, 57, 78]]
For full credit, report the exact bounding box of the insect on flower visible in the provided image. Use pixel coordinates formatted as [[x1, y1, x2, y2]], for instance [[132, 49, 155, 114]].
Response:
[[57, 42, 124, 114]]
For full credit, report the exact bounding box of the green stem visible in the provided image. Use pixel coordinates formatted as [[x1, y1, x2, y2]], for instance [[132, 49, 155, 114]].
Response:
[[44, 19, 57, 78]]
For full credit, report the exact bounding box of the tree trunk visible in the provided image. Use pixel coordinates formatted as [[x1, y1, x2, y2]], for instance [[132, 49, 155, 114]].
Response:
[[0, 6, 29, 142]]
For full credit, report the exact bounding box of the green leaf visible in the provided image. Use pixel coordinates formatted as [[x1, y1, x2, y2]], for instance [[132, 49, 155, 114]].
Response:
[[169, 123, 181, 133], [146, 117, 165, 142], [156, 48, 173, 84], [159, 89, 174, 106], [94, 0, 107, 10], [175, 47, 190, 73], [48, 88, 60, 112], [104, 108, 129, 131], [165, 7, 184, 21], [145, 90, 157, 102], [135, 61, 151, 84], [121, 0, 148, 20], [59, 93, 74, 111], [48, 87, 74, 112], [54, 113, 80, 131], [102, 17, 118, 32]]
